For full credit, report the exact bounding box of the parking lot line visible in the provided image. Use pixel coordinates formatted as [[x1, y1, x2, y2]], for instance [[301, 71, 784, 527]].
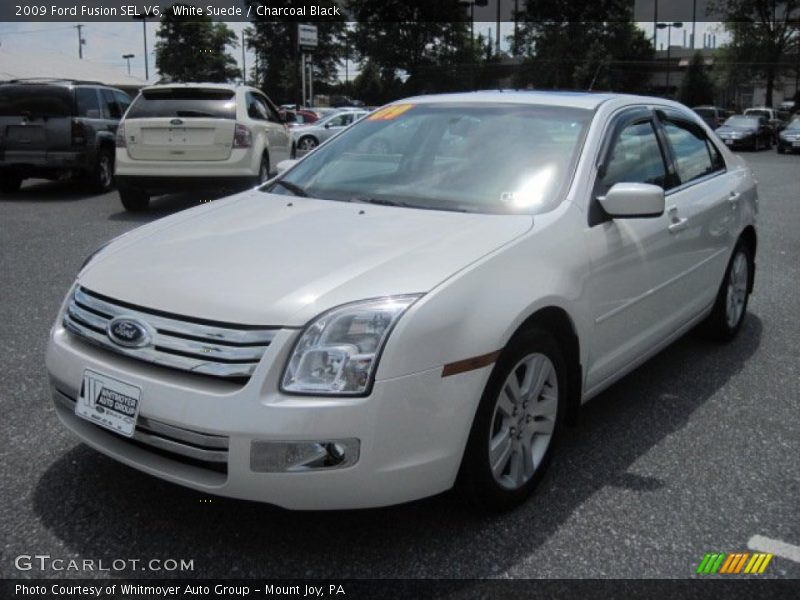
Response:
[[748, 535, 800, 564]]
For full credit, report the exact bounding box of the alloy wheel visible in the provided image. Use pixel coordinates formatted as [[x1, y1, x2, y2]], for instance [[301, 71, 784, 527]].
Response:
[[488, 353, 559, 490], [726, 250, 749, 328]]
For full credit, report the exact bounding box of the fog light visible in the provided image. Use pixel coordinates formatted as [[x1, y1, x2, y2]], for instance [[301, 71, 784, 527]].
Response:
[[250, 439, 360, 472]]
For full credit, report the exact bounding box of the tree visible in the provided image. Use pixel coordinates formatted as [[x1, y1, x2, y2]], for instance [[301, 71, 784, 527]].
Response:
[[347, 0, 478, 96], [713, 0, 800, 106], [155, 3, 240, 83], [680, 52, 715, 106], [514, 1, 654, 92], [245, 1, 346, 103]]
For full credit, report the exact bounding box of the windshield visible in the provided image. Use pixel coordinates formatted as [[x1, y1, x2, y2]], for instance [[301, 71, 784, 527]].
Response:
[[0, 84, 73, 117], [126, 88, 236, 119], [724, 116, 759, 128], [267, 102, 591, 214], [786, 118, 800, 131]]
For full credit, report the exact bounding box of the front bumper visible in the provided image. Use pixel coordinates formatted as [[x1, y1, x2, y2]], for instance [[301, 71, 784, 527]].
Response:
[[46, 320, 488, 510], [777, 138, 800, 152]]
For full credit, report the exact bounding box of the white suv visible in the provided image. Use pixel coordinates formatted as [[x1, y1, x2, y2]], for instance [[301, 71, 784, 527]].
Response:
[[115, 83, 292, 211]]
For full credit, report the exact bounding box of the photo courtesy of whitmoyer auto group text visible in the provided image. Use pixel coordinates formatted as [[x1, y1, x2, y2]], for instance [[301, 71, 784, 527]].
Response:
[[0, 0, 798, 598]]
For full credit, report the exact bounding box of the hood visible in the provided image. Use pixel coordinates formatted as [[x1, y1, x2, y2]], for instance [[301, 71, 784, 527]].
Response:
[[718, 125, 756, 134], [80, 191, 533, 326]]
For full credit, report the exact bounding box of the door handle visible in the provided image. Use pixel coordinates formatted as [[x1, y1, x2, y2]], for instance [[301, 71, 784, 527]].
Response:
[[668, 217, 689, 233], [728, 191, 741, 207]]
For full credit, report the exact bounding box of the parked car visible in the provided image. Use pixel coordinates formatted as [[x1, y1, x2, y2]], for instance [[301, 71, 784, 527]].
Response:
[[115, 83, 292, 211], [692, 105, 728, 129], [279, 108, 319, 128], [743, 107, 789, 140], [778, 100, 796, 113], [292, 109, 369, 152], [47, 92, 757, 511], [776, 117, 800, 154], [715, 115, 773, 150], [0, 79, 130, 193]]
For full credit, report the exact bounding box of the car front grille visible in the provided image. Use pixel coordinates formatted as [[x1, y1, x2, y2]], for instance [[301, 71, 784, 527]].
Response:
[[63, 286, 277, 382], [55, 389, 229, 474]]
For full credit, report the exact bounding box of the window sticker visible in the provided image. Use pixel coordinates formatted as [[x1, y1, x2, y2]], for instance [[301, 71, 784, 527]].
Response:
[[368, 104, 415, 121]]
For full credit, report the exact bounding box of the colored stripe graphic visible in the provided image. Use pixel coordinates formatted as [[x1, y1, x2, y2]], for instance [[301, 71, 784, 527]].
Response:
[[696, 554, 712, 574], [758, 554, 773, 573], [699, 552, 774, 574], [720, 553, 737, 573]]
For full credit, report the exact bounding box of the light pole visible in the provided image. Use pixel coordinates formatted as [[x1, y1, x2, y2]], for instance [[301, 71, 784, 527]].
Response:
[[657, 22, 683, 96], [132, 15, 149, 80], [122, 53, 135, 75]]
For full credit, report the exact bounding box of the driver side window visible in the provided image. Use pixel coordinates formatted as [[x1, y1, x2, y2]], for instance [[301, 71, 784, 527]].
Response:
[[599, 121, 668, 192]]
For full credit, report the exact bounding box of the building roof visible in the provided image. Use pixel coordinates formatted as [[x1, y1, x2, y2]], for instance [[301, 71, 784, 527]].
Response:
[[0, 48, 148, 90]]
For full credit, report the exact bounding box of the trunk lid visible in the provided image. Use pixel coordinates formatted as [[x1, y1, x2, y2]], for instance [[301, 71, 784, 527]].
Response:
[[122, 87, 237, 161]]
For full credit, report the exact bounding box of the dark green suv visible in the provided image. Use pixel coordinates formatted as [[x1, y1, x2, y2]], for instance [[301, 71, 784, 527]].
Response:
[[0, 80, 131, 193]]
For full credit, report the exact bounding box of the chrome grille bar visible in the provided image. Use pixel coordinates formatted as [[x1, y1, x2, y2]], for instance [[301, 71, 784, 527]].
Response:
[[55, 389, 229, 464], [64, 286, 277, 380]]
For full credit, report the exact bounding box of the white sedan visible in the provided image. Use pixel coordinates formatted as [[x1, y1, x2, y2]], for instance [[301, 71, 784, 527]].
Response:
[[46, 91, 757, 511]]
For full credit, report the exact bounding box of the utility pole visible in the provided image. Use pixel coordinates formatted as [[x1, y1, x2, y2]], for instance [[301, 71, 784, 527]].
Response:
[[691, 0, 697, 48], [74, 24, 84, 59], [241, 30, 247, 85], [495, 0, 501, 53], [133, 15, 149, 80], [122, 53, 135, 75]]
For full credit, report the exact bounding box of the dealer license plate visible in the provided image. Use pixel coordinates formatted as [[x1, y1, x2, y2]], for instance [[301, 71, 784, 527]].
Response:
[[75, 370, 141, 437]]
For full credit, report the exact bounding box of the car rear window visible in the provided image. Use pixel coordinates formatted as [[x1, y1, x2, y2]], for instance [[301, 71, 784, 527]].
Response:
[[125, 88, 237, 119], [0, 84, 73, 117], [693, 108, 714, 117]]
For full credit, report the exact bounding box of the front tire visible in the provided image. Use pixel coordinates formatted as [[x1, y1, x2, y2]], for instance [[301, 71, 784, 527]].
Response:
[[458, 328, 567, 512], [701, 241, 752, 341], [118, 184, 150, 212], [297, 136, 318, 152], [256, 153, 270, 185]]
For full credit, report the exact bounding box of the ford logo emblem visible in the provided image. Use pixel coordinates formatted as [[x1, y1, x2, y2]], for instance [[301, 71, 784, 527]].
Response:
[[170, 118, 183, 125], [107, 317, 150, 348]]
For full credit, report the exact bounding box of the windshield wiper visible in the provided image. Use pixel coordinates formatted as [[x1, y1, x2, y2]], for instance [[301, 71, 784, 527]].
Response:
[[351, 196, 471, 213], [269, 180, 308, 197]]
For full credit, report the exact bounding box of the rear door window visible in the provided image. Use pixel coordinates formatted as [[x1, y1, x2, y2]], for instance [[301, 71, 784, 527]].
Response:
[[100, 89, 121, 119], [0, 84, 73, 117], [75, 88, 101, 118], [113, 90, 131, 115], [126, 88, 237, 119], [662, 119, 724, 183]]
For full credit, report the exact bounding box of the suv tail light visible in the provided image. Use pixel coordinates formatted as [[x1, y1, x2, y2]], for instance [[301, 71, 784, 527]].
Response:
[[233, 123, 252, 148], [115, 123, 126, 148], [71, 119, 87, 146]]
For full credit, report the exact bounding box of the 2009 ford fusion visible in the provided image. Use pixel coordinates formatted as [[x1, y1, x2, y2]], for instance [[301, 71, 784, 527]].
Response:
[[46, 92, 757, 511]]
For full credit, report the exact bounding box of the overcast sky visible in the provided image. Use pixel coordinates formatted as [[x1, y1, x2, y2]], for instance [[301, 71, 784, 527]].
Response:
[[0, 19, 726, 83]]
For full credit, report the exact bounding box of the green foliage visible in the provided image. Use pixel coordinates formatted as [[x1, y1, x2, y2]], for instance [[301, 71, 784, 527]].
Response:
[[680, 52, 715, 106], [155, 3, 241, 83], [514, 1, 654, 93], [346, 0, 479, 99], [713, 0, 800, 106], [246, 1, 345, 103]]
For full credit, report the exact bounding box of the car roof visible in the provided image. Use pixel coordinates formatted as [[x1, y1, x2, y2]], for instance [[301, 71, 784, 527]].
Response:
[[141, 82, 241, 92], [394, 90, 656, 110]]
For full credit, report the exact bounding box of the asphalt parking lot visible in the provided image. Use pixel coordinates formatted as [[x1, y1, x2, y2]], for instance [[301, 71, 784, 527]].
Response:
[[1, 150, 798, 580]]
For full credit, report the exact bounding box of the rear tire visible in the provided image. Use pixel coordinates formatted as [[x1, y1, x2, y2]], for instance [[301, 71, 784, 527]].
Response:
[[0, 173, 23, 193], [88, 148, 114, 193], [118, 184, 150, 212], [701, 240, 753, 342], [457, 327, 567, 512], [256, 153, 270, 185]]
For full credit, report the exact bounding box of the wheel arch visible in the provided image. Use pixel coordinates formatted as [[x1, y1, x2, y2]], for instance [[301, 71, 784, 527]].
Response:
[[508, 306, 582, 426], [739, 225, 757, 293]]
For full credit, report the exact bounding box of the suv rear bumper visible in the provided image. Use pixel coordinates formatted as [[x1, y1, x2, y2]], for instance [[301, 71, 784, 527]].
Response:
[[0, 150, 93, 175], [116, 175, 256, 194]]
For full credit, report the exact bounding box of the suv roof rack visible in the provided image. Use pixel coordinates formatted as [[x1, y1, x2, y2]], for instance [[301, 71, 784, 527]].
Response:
[[3, 78, 104, 85]]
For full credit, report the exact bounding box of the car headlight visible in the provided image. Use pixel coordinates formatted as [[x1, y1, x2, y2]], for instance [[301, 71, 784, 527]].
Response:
[[281, 295, 421, 396]]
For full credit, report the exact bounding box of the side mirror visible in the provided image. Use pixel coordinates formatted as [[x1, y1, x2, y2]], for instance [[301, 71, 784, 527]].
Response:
[[324, 122, 332, 129], [276, 159, 298, 175], [598, 182, 665, 218]]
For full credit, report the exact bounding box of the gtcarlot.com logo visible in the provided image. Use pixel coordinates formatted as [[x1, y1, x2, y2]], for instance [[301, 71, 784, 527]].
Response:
[[696, 552, 773, 575], [14, 554, 194, 572]]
